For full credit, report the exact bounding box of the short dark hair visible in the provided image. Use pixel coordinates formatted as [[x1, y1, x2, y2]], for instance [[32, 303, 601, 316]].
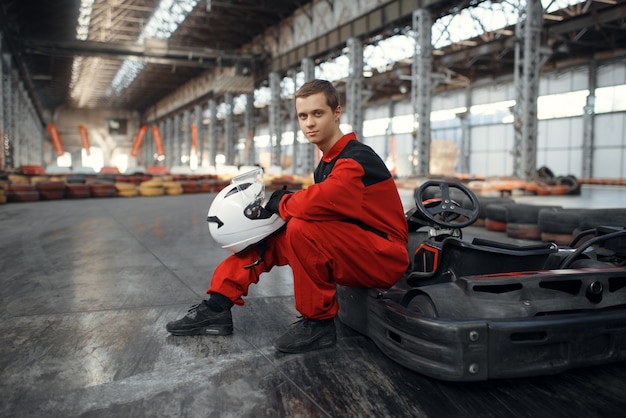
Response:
[[295, 79, 340, 110]]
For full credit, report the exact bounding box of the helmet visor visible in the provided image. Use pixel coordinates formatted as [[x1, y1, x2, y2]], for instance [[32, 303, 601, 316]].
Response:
[[230, 168, 266, 215]]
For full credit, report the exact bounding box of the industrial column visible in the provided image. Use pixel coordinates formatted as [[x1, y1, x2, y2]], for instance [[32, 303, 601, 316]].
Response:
[[244, 91, 256, 166], [183, 109, 191, 168], [458, 87, 472, 174], [269, 72, 282, 168], [14, 81, 24, 165], [208, 99, 218, 168], [224, 92, 235, 165], [513, 0, 544, 181], [346, 37, 364, 141], [582, 60, 596, 179], [301, 57, 316, 174], [411, 9, 433, 177], [173, 113, 181, 167], [194, 104, 202, 167], [1, 52, 12, 168]]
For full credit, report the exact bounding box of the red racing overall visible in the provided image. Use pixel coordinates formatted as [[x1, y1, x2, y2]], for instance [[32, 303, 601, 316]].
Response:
[[207, 132, 409, 320]]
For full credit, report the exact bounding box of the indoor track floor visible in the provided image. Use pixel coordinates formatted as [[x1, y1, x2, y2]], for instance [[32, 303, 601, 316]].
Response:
[[2, 184, 626, 417]]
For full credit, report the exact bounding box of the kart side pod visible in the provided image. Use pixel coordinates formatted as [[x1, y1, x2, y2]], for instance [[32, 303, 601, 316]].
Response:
[[337, 277, 626, 381]]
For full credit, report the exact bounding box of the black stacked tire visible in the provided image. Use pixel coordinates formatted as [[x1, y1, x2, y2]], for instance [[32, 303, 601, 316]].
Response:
[[35, 181, 66, 200], [473, 196, 515, 227], [485, 203, 513, 232], [505, 204, 562, 240], [6, 184, 40, 202], [538, 208, 585, 244], [578, 208, 626, 231]]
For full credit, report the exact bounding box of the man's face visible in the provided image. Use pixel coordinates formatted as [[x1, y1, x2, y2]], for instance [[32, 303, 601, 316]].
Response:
[[295, 92, 341, 149]]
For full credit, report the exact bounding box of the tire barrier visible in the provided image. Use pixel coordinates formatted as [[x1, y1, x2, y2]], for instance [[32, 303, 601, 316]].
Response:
[[88, 181, 116, 198], [578, 208, 626, 231], [538, 208, 586, 245], [20, 165, 45, 175], [115, 182, 138, 197], [163, 181, 183, 195], [485, 203, 513, 232], [137, 179, 164, 197], [8, 174, 30, 185], [5, 183, 40, 202], [65, 183, 91, 199], [35, 181, 66, 200], [505, 204, 562, 240], [180, 180, 200, 194], [474, 196, 515, 227], [1, 172, 233, 203]]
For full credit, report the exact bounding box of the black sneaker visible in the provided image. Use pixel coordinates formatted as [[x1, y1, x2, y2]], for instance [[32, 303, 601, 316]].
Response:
[[166, 300, 233, 336], [274, 317, 336, 353]]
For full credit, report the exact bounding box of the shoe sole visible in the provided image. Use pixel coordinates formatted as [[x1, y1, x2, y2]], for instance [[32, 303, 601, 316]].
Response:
[[167, 324, 233, 336], [274, 334, 336, 354]]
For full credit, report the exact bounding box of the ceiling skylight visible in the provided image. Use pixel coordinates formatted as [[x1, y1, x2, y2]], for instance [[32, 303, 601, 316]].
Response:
[[109, 0, 200, 95]]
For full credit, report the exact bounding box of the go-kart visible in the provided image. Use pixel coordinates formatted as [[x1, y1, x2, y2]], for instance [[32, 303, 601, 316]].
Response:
[[337, 180, 626, 381]]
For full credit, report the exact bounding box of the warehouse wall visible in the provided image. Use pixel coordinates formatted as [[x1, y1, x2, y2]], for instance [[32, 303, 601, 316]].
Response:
[[353, 60, 626, 179]]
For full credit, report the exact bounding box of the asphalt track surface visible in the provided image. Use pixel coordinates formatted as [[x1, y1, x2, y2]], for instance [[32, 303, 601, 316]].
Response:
[[2, 185, 626, 417]]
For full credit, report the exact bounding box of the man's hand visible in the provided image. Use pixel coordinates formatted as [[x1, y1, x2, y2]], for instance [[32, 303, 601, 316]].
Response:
[[265, 188, 293, 215]]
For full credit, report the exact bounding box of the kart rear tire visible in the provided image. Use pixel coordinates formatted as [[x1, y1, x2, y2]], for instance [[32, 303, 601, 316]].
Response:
[[406, 294, 438, 318]]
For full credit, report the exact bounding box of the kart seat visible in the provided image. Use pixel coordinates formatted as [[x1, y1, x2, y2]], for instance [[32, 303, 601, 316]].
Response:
[[407, 237, 558, 287]]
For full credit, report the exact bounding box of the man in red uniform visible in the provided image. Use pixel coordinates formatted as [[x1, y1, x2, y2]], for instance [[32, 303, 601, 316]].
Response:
[[167, 79, 409, 353]]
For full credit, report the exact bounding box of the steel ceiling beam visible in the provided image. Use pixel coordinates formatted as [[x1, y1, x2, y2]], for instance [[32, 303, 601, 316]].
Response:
[[547, 2, 626, 35], [18, 38, 258, 68]]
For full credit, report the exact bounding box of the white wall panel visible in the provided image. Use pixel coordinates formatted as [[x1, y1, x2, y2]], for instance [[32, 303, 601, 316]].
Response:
[[432, 91, 466, 111], [471, 83, 512, 105], [539, 68, 588, 95], [593, 148, 623, 178], [470, 124, 513, 153], [597, 61, 626, 88], [469, 151, 512, 176], [595, 113, 626, 147], [364, 103, 391, 119], [471, 125, 491, 151], [393, 133, 414, 155]]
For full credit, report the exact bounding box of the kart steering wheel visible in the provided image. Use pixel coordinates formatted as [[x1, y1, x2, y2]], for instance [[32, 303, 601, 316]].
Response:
[[415, 180, 480, 228]]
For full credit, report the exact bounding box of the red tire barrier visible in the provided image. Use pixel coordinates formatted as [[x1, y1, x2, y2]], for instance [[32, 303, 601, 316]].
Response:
[[65, 183, 91, 199], [6, 190, 40, 202], [181, 181, 199, 193], [88, 181, 116, 198], [21, 165, 45, 175], [35, 181, 66, 200]]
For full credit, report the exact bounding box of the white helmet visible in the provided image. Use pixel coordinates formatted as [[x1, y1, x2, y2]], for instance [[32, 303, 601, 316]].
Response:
[[207, 168, 286, 253]]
